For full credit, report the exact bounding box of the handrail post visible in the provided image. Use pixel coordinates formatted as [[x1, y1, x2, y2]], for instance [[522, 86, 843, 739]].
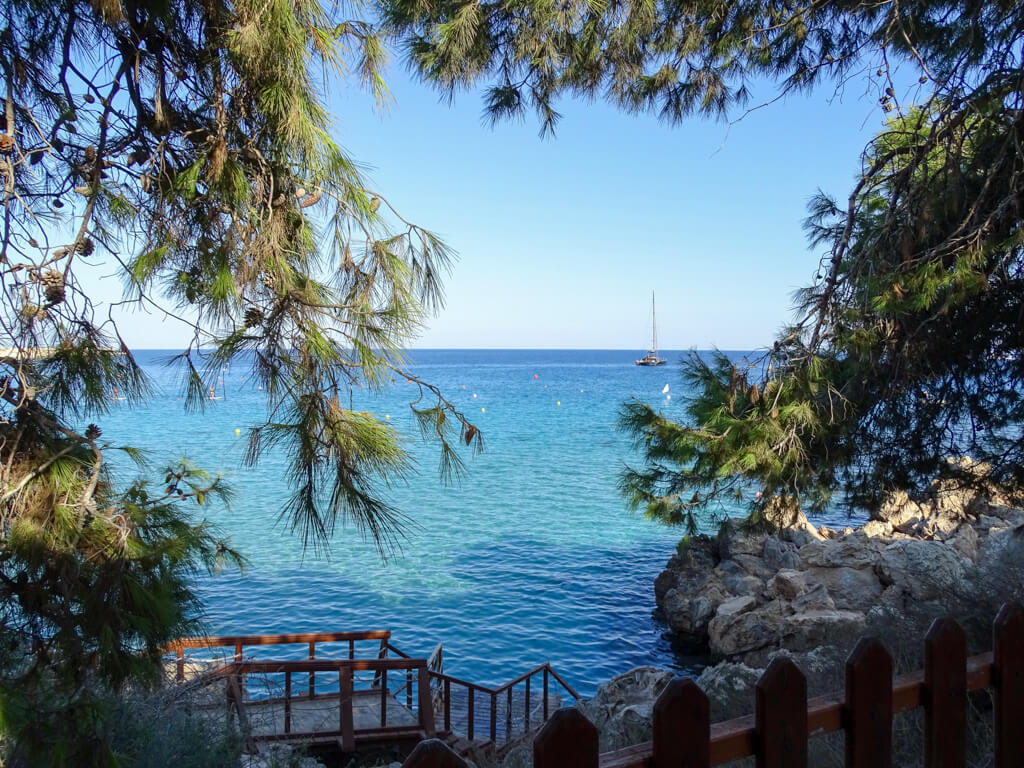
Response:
[[467, 687, 475, 741], [176, 646, 184, 682], [444, 678, 451, 732], [234, 641, 242, 662], [506, 687, 513, 740], [525, 676, 531, 732], [284, 670, 292, 734], [308, 640, 316, 698], [380, 666, 388, 728], [543, 667, 549, 721], [490, 691, 497, 743], [339, 664, 355, 751], [418, 664, 436, 737]]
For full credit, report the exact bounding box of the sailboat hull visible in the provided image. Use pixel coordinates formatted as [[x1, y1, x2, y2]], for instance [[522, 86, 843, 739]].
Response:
[[635, 357, 667, 366]]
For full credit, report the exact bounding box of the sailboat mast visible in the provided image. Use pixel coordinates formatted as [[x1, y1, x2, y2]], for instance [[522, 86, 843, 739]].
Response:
[[651, 291, 658, 353]]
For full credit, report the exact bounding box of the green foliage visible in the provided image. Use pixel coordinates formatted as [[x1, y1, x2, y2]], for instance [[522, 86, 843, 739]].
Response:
[[622, 100, 1024, 526], [0, 0, 479, 761]]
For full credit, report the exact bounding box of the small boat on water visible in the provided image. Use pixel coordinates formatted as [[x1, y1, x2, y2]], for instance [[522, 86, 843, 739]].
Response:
[[636, 292, 667, 366]]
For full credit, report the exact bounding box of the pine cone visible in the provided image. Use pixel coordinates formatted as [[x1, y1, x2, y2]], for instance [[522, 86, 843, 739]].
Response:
[[299, 190, 322, 209], [85, 423, 102, 440], [243, 307, 264, 327], [41, 269, 65, 304], [84, 144, 96, 164], [75, 237, 95, 256], [0, 135, 14, 155]]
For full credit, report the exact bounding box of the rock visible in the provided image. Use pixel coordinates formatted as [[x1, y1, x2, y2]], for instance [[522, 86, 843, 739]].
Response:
[[792, 583, 835, 612], [662, 586, 726, 638], [949, 524, 979, 561], [876, 489, 927, 527], [763, 537, 801, 570], [718, 520, 767, 559], [781, 609, 867, 652], [803, 566, 884, 613], [782, 520, 824, 547], [861, 519, 893, 538], [709, 601, 787, 656], [695, 661, 763, 720], [721, 570, 763, 598], [876, 539, 968, 600], [800, 532, 885, 569], [895, 516, 924, 536], [732, 553, 776, 580], [716, 595, 757, 619], [575, 666, 675, 752], [766, 569, 807, 601], [243, 744, 323, 768]]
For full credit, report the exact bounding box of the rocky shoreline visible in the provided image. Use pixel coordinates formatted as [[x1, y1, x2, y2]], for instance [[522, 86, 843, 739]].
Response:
[[655, 476, 1024, 664]]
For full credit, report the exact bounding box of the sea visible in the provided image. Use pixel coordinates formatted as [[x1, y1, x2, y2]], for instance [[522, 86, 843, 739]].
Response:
[[98, 349, 852, 696]]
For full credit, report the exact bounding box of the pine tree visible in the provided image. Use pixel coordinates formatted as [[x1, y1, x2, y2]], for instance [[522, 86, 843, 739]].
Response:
[[386, 0, 1024, 524], [0, 0, 479, 761]]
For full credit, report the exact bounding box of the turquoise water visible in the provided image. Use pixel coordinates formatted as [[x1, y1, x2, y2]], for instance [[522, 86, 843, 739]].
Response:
[[97, 350, 752, 694]]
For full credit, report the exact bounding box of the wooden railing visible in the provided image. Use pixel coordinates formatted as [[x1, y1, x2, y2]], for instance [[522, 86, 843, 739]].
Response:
[[400, 602, 1024, 768], [167, 629, 392, 686], [431, 661, 580, 745], [216, 656, 436, 750], [165, 629, 580, 748]]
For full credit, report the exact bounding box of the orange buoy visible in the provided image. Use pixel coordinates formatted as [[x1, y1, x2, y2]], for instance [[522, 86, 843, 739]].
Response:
[[533, 374, 538, 380]]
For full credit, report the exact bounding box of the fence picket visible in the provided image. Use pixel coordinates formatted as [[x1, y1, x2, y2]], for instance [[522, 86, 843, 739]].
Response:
[[755, 657, 807, 768], [994, 602, 1024, 768], [533, 708, 599, 768], [845, 637, 893, 768], [653, 677, 709, 768], [402, 738, 469, 767], [924, 617, 967, 768]]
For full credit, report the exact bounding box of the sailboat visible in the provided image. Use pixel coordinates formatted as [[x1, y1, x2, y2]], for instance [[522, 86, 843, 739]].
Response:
[[635, 292, 667, 366]]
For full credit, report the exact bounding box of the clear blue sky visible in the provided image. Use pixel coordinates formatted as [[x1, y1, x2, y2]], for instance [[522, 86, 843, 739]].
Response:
[[97, 59, 899, 350]]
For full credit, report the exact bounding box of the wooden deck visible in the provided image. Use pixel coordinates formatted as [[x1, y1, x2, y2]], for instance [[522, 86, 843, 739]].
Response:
[[165, 630, 579, 753]]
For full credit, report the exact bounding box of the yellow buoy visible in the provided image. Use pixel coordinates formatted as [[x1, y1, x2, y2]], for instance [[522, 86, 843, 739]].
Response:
[[557, 401, 561, 406], [385, 414, 390, 419], [235, 428, 241, 435], [481, 407, 485, 413]]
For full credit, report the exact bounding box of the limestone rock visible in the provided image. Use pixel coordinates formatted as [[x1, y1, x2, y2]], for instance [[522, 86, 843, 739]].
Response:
[[792, 583, 835, 612], [575, 666, 675, 752], [949, 524, 979, 562], [695, 661, 763, 720], [803, 566, 884, 613], [716, 595, 757, 619], [877, 539, 968, 600], [766, 569, 807, 601], [861, 519, 893, 538], [800, 532, 885, 569], [763, 537, 801, 570], [709, 601, 787, 656], [781, 520, 824, 548]]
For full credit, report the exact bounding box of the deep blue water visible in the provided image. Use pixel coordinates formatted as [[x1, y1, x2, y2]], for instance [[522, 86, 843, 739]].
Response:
[[94, 349, 843, 695]]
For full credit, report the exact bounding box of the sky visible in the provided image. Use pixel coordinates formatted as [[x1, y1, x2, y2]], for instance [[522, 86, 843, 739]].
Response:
[[88, 51, 908, 350]]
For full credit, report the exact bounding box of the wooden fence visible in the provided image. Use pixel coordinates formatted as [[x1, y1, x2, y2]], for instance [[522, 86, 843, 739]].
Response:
[[400, 602, 1024, 768]]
